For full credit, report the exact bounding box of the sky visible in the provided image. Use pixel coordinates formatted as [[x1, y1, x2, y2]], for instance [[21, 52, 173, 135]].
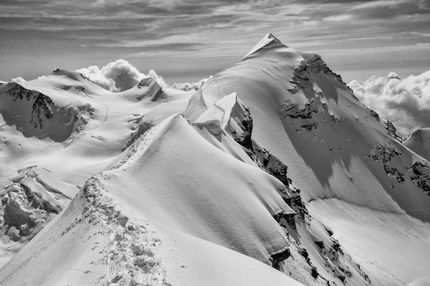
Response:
[[1, 0, 429, 85]]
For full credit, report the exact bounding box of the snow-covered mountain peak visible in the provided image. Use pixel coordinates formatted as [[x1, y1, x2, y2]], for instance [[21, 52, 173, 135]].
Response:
[[245, 32, 286, 58]]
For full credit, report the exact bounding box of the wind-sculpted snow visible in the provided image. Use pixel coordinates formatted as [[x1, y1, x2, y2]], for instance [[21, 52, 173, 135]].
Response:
[[1, 33, 430, 286], [108, 113, 295, 264]]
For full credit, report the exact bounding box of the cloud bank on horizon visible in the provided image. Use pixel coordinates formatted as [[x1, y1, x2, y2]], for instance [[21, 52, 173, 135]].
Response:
[[349, 69, 430, 137]]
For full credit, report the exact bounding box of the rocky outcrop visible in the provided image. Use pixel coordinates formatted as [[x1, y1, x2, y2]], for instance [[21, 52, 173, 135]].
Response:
[[280, 99, 317, 119], [136, 77, 163, 101], [5, 82, 37, 101], [368, 144, 405, 183], [270, 247, 291, 270], [409, 161, 430, 196], [0, 82, 95, 142], [30, 93, 54, 129], [384, 120, 402, 141], [291, 55, 348, 90], [225, 101, 253, 150]]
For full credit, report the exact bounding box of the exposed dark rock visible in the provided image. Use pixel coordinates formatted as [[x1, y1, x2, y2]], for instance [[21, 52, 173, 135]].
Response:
[[31, 94, 54, 129], [299, 247, 310, 263], [5, 83, 55, 130], [385, 121, 402, 141], [281, 99, 317, 119], [273, 212, 296, 230], [314, 240, 324, 249], [271, 248, 291, 270], [368, 144, 402, 164], [370, 109, 380, 120], [136, 77, 163, 101], [228, 105, 254, 151], [409, 161, 430, 196], [280, 187, 309, 221], [311, 266, 319, 279], [368, 144, 405, 184], [296, 123, 318, 132], [290, 55, 349, 91], [5, 82, 35, 102], [3, 199, 37, 232], [264, 154, 289, 186]]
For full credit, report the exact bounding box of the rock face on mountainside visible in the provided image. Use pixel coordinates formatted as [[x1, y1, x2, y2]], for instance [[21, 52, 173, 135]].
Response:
[[0, 82, 95, 142], [136, 77, 163, 101], [291, 54, 348, 91], [0, 33, 430, 286], [4, 82, 55, 129]]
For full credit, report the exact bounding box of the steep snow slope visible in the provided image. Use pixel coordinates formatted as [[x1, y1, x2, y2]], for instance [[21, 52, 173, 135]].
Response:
[[1, 33, 430, 286]]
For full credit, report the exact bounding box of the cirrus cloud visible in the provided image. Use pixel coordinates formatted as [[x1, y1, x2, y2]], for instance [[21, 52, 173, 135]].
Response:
[[349, 69, 430, 137]]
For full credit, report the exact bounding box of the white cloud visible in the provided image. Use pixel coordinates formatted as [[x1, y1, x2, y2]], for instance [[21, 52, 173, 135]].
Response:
[[170, 76, 212, 92], [11, 76, 26, 83], [349, 69, 430, 137], [77, 59, 147, 92]]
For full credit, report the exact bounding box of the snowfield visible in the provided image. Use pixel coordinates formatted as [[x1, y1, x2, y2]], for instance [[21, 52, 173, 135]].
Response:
[[0, 33, 430, 286]]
